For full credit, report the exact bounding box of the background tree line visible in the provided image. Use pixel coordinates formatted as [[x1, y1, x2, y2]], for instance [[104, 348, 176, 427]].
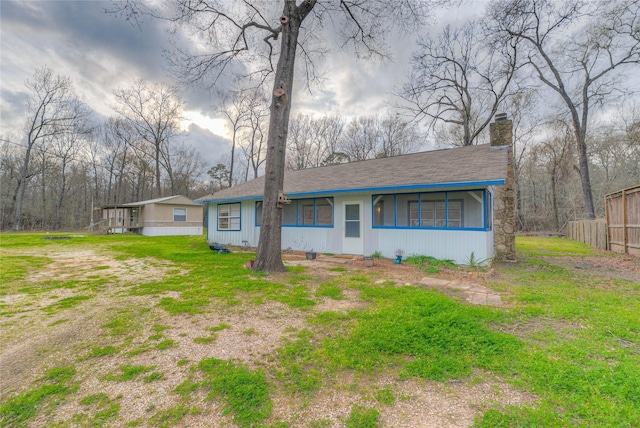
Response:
[[209, 108, 423, 186], [2, 0, 638, 234], [0, 68, 208, 231]]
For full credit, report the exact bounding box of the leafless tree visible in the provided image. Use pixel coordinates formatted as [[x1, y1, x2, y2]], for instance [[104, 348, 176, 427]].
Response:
[[487, 0, 640, 219], [342, 116, 379, 161], [617, 102, 640, 181], [219, 90, 251, 187], [169, 142, 207, 197], [114, 0, 443, 272], [49, 123, 91, 229], [0, 137, 21, 229], [287, 114, 318, 169], [12, 67, 88, 231], [588, 103, 640, 213], [337, 113, 421, 161], [402, 20, 520, 146], [534, 121, 574, 230], [101, 118, 137, 204], [241, 89, 270, 180], [287, 114, 345, 169], [113, 80, 184, 199], [376, 111, 423, 157]]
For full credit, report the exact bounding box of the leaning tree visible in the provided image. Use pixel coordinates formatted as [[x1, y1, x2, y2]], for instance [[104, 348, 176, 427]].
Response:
[[114, 0, 446, 272]]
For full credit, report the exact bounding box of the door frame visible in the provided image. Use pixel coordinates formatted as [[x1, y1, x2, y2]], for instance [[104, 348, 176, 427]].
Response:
[[342, 200, 364, 255]]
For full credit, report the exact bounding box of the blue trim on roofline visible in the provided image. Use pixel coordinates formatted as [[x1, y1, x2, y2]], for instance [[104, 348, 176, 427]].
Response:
[[200, 179, 506, 203], [372, 225, 488, 232]]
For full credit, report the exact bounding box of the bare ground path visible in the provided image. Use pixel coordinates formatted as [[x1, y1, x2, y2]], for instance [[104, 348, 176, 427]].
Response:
[[9, 246, 635, 426]]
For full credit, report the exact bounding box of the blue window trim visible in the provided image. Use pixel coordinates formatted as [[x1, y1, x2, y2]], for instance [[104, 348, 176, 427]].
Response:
[[216, 202, 241, 232], [372, 189, 489, 231], [485, 189, 493, 231], [445, 193, 449, 227], [255, 198, 334, 228], [255, 201, 261, 226]]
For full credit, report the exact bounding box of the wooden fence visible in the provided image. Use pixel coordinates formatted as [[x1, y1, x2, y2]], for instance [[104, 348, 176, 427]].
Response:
[[567, 219, 608, 250], [606, 185, 640, 256]]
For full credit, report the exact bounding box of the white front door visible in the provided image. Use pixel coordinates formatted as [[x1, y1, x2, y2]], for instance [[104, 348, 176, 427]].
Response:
[[342, 201, 364, 255]]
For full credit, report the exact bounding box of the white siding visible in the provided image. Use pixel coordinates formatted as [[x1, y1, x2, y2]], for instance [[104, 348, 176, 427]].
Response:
[[206, 190, 494, 264], [364, 228, 493, 264], [281, 227, 339, 254], [143, 227, 203, 236], [207, 201, 260, 247]]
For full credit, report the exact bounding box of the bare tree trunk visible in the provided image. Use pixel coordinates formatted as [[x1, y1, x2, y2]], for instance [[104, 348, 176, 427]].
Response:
[[229, 128, 236, 188], [551, 173, 559, 231], [13, 143, 34, 231], [254, 0, 301, 272], [55, 162, 67, 229], [155, 144, 162, 198], [575, 130, 595, 219], [41, 154, 47, 229]]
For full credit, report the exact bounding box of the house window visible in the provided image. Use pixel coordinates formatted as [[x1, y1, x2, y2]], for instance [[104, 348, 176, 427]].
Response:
[[315, 199, 333, 225], [282, 202, 297, 225], [373, 195, 394, 227], [255, 198, 333, 227], [255, 201, 263, 226], [218, 203, 241, 231], [396, 193, 419, 227], [372, 190, 488, 230], [298, 200, 315, 225], [173, 208, 187, 222], [411, 200, 462, 227]]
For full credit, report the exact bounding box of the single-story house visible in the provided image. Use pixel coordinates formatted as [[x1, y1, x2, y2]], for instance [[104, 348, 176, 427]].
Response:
[[98, 195, 203, 236], [197, 118, 515, 264]]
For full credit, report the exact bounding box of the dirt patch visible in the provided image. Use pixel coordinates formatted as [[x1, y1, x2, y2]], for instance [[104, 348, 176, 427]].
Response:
[[421, 277, 504, 306], [492, 317, 585, 346], [25, 249, 187, 284], [1, 248, 531, 427], [542, 254, 640, 283], [270, 370, 535, 427]]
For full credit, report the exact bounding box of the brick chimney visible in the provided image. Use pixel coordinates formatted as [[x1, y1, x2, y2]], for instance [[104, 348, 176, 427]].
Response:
[[490, 113, 516, 260]]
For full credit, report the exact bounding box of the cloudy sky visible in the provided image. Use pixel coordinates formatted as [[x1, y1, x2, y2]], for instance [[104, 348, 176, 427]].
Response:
[[0, 0, 484, 168]]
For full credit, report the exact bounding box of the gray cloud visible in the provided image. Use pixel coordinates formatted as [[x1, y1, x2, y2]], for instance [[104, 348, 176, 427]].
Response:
[[184, 123, 231, 169], [0, 0, 485, 151]]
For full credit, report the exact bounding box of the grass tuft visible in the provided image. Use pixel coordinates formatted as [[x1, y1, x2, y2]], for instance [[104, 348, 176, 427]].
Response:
[[198, 358, 272, 427], [345, 404, 379, 428], [0, 366, 76, 426], [104, 364, 155, 382], [85, 346, 118, 359]]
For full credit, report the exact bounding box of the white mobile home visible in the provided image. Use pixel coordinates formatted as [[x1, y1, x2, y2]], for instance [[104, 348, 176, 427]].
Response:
[[197, 140, 514, 264]]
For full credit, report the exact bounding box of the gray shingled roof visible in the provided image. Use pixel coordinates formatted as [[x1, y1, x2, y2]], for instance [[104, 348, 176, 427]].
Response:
[[198, 144, 509, 203]]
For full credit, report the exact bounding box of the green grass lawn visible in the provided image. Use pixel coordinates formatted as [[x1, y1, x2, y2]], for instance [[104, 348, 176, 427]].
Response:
[[0, 233, 638, 427]]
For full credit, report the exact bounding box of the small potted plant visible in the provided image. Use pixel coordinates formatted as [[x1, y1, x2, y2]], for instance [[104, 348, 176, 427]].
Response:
[[305, 249, 317, 260], [394, 249, 405, 264]]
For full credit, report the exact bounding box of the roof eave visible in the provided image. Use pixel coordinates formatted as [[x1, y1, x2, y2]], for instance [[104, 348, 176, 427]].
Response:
[[201, 179, 506, 204]]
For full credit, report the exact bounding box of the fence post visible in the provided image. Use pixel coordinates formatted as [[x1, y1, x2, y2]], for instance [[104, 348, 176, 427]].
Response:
[[604, 193, 609, 250], [623, 189, 628, 254]]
